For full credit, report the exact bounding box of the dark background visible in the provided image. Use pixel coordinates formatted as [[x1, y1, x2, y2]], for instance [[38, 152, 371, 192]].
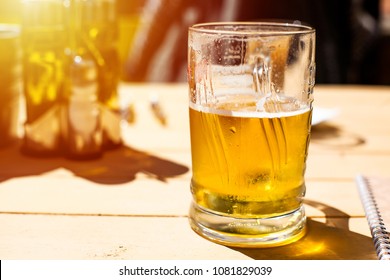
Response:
[[120, 0, 389, 85]]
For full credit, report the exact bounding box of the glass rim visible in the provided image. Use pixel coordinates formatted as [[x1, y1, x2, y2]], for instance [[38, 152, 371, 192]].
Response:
[[189, 21, 315, 36]]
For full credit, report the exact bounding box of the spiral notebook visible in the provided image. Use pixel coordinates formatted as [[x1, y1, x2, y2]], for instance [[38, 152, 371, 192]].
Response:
[[356, 175, 390, 260]]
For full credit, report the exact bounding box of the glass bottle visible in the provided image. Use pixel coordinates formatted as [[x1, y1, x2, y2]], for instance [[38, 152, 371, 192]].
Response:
[[21, 0, 66, 156], [62, 0, 102, 159], [75, 0, 122, 150]]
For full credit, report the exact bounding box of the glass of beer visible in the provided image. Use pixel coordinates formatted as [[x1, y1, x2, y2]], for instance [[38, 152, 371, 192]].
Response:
[[188, 22, 315, 247]]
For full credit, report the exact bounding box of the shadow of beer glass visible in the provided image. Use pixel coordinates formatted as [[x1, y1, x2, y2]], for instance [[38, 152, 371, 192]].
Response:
[[231, 199, 376, 260]]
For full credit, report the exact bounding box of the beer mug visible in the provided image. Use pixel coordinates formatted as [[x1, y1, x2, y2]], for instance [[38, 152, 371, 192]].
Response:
[[188, 22, 315, 247]]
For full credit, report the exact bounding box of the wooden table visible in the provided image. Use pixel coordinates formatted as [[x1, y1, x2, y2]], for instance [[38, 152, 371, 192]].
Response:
[[1, 83, 389, 260]]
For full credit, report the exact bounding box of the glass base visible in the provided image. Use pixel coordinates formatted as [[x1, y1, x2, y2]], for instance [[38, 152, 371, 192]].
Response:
[[189, 202, 306, 248]]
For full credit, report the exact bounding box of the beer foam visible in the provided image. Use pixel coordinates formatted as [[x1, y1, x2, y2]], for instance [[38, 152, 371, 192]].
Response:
[[190, 102, 311, 118]]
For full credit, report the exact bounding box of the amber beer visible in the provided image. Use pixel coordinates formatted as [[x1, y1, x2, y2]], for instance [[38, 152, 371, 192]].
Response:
[[190, 95, 311, 217]]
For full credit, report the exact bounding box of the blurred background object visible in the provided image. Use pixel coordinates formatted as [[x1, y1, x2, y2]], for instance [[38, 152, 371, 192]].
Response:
[[0, 24, 22, 148], [0, 0, 22, 24], [0, 3, 22, 149], [0, 0, 123, 157], [72, 0, 123, 151], [20, 0, 66, 156], [120, 0, 389, 85], [363, 0, 390, 84]]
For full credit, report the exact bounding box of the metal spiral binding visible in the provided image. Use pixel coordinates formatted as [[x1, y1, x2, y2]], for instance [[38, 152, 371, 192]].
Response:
[[356, 175, 390, 260]]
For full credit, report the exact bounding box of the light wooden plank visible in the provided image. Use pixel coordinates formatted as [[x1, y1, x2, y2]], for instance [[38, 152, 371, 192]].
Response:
[[0, 174, 365, 218], [306, 153, 390, 179], [0, 174, 192, 217], [0, 214, 376, 260], [119, 85, 191, 152]]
